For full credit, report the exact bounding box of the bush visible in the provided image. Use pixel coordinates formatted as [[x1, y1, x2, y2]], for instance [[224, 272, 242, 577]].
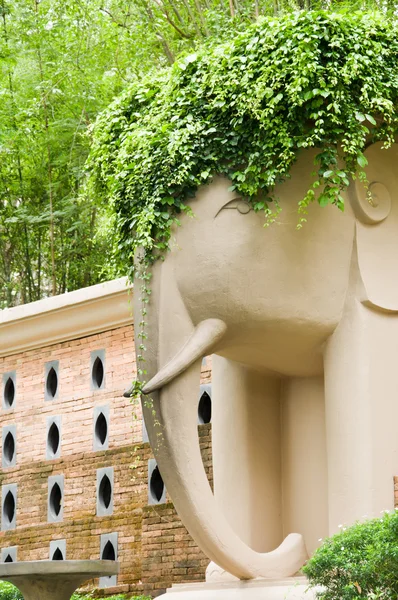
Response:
[[0, 581, 150, 600], [72, 595, 150, 600], [0, 581, 23, 600], [303, 510, 398, 600]]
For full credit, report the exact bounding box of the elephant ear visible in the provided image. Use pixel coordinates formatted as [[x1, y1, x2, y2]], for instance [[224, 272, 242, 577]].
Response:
[[349, 142, 398, 311]]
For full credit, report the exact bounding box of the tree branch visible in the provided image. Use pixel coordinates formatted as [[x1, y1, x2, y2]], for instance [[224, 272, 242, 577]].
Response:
[[150, 0, 192, 38]]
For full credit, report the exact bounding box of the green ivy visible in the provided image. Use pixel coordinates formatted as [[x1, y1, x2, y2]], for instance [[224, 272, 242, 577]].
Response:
[[89, 9, 398, 272], [303, 510, 398, 600]]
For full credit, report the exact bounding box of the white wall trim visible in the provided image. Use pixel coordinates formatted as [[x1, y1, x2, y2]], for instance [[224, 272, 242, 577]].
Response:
[[0, 278, 133, 358]]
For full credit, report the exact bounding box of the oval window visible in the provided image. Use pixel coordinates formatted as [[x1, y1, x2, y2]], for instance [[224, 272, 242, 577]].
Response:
[[52, 548, 64, 560], [3, 491, 15, 524], [198, 391, 212, 424], [98, 474, 112, 510], [102, 540, 116, 561], [4, 378, 15, 408], [150, 466, 164, 503], [95, 412, 108, 446], [49, 483, 62, 517], [46, 367, 58, 399], [47, 422, 60, 456], [3, 432, 15, 465], [92, 357, 104, 389]]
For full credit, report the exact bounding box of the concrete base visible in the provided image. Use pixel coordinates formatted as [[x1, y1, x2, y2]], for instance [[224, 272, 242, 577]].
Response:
[[161, 577, 317, 600], [0, 560, 119, 600]]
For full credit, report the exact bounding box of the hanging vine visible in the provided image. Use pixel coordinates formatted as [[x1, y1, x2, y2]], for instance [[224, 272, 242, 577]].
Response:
[[89, 9, 398, 281]]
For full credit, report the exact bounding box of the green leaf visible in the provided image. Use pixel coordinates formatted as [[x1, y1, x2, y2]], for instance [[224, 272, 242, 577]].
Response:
[[85, 8, 398, 311], [318, 194, 331, 207]]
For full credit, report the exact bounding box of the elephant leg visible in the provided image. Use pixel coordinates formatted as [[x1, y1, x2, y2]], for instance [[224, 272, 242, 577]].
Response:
[[212, 356, 282, 553], [280, 376, 329, 555], [324, 297, 398, 534]]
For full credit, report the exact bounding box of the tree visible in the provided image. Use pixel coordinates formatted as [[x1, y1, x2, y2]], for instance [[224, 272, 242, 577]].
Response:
[[0, 0, 393, 306]]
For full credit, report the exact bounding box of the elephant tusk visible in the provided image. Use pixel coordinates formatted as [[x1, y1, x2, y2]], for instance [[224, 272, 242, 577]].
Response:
[[142, 318, 227, 395], [123, 318, 226, 399]]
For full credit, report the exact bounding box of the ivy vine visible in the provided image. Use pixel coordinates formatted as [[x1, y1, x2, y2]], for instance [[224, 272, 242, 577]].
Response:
[[89, 9, 398, 273]]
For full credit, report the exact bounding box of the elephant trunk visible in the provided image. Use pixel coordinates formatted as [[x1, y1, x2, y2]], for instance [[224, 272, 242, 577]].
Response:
[[142, 325, 308, 580]]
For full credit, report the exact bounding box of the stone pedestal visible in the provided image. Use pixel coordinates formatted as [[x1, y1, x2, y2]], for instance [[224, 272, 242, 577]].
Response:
[[0, 560, 119, 600], [161, 576, 317, 600]]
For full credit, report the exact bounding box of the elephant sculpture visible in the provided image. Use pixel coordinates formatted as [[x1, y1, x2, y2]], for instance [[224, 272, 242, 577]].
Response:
[[127, 142, 398, 581]]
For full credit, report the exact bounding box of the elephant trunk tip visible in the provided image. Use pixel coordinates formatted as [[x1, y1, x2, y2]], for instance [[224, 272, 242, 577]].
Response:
[[123, 384, 135, 398]]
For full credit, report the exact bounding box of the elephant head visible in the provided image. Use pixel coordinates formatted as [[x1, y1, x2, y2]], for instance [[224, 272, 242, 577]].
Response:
[[127, 142, 398, 580]]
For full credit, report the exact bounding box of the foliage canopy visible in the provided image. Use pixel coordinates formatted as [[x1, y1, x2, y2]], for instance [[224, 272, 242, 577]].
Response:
[[0, 0, 133, 307], [2, 1, 398, 306], [0, 0, 396, 308], [90, 9, 398, 273], [3, 0, 258, 307], [303, 510, 398, 600]]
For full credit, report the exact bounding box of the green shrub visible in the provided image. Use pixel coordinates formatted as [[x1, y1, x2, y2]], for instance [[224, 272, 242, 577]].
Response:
[[71, 594, 151, 600], [71, 593, 150, 600], [72, 594, 150, 600], [303, 510, 398, 600], [0, 581, 23, 600], [0, 581, 150, 600]]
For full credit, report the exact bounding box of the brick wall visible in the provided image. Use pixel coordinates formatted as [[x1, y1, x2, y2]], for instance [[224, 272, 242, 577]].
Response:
[[0, 325, 141, 464], [4, 316, 398, 598], [0, 325, 213, 597], [0, 431, 212, 597], [142, 425, 213, 597]]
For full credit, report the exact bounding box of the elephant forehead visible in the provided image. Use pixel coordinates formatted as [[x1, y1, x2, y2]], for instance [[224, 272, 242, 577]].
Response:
[[172, 159, 355, 334], [186, 175, 237, 218], [175, 207, 353, 310]]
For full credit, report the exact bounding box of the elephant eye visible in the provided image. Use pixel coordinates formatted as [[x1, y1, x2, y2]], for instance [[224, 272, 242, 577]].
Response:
[[215, 197, 253, 217]]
